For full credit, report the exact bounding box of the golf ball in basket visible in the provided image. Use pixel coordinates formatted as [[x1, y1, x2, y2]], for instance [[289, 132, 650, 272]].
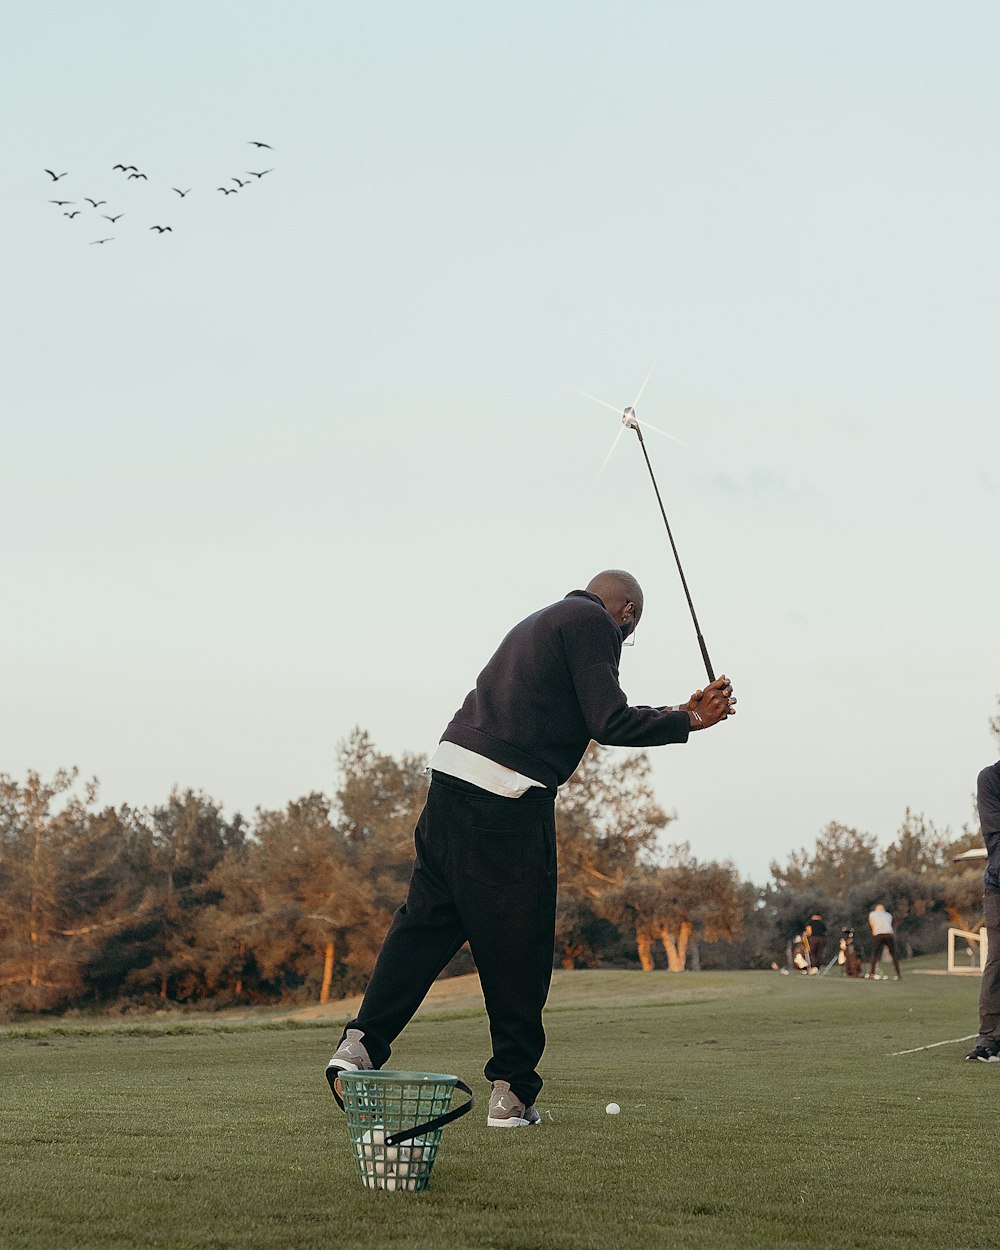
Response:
[[605, 1103, 621, 1115], [357, 1126, 435, 1190], [357, 1127, 388, 1180]]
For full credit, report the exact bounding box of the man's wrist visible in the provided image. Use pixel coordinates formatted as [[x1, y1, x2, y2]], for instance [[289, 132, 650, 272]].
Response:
[[688, 708, 703, 729]]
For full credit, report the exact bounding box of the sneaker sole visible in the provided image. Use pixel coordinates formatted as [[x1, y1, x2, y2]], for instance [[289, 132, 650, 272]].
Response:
[[325, 1058, 362, 1099], [487, 1115, 538, 1127]]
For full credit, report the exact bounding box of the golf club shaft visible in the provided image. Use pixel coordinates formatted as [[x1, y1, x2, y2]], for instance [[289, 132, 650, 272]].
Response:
[[631, 424, 716, 684]]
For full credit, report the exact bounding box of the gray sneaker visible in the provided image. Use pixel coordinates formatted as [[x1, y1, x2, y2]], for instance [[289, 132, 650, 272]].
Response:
[[965, 1042, 1000, 1063], [325, 1029, 374, 1099], [487, 1080, 541, 1128]]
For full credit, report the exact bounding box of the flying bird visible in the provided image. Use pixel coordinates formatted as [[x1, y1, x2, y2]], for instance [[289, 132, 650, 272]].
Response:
[[127, 172, 148, 180], [113, 164, 137, 172], [45, 169, 68, 181], [84, 198, 107, 208], [246, 169, 273, 178], [149, 225, 173, 232], [49, 200, 74, 206], [231, 177, 249, 187], [63, 211, 81, 219], [248, 141, 273, 149], [217, 186, 237, 194], [103, 213, 124, 223], [172, 187, 191, 197], [90, 238, 114, 245]]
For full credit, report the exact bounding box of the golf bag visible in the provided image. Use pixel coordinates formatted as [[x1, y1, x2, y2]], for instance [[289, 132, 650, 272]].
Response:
[[791, 934, 813, 974], [838, 928, 862, 978]]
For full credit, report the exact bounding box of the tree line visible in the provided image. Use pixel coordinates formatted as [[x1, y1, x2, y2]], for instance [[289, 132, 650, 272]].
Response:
[[1, 710, 995, 1019]]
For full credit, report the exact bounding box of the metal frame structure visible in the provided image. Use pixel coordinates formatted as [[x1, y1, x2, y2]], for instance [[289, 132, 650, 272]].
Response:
[[946, 926, 988, 974]]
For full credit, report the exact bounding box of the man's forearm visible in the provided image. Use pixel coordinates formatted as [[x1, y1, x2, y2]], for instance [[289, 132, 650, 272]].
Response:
[[571, 665, 692, 747]]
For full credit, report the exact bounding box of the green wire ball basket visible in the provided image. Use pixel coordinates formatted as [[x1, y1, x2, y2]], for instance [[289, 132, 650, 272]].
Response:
[[331, 1069, 474, 1192]]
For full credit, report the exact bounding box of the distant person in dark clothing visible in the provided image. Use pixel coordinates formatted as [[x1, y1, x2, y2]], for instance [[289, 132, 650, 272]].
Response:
[[324, 570, 737, 1123], [966, 761, 1000, 1062], [805, 913, 827, 968], [867, 904, 902, 979]]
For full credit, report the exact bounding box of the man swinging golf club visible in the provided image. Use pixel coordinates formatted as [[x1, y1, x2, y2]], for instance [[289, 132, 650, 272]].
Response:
[[325, 570, 736, 1126]]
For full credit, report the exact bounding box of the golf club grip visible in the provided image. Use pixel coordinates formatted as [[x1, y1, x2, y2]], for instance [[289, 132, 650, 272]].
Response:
[[697, 634, 715, 684], [385, 1081, 474, 1148]]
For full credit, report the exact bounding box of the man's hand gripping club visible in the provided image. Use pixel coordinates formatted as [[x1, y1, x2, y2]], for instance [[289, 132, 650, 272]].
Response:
[[676, 675, 736, 731]]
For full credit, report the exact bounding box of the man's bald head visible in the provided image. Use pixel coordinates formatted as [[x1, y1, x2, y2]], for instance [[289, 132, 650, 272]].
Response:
[[586, 570, 643, 612], [586, 570, 643, 638]]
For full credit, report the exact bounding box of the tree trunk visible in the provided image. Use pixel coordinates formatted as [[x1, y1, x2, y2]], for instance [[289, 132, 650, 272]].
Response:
[[688, 937, 701, 972], [660, 928, 683, 972], [677, 921, 692, 968], [636, 927, 655, 972], [30, 820, 43, 988], [561, 942, 583, 970], [319, 940, 335, 1004], [161, 866, 174, 1001], [660, 921, 693, 972]]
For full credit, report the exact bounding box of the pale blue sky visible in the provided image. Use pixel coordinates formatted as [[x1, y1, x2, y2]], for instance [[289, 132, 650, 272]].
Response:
[[4, 2, 997, 880]]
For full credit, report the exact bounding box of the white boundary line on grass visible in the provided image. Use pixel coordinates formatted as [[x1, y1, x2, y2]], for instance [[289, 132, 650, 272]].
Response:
[[888, 1034, 977, 1056]]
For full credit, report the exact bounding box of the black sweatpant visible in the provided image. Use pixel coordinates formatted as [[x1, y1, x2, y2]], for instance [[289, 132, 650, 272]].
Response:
[[976, 891, 1000, 1047], [345, 771, 557, 1107], [869, 933, 901, 977]]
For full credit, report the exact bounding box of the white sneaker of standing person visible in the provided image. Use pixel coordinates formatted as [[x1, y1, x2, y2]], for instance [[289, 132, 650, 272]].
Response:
[[487, 1080, 541, 1127], [325, 1028, 374, 1098]]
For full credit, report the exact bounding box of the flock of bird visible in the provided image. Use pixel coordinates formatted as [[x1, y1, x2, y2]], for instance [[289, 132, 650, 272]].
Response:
[[43, 141, 276, 245]]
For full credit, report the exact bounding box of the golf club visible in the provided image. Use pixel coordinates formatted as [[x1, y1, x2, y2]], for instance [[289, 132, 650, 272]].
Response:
[[577, 370, 717, 684]]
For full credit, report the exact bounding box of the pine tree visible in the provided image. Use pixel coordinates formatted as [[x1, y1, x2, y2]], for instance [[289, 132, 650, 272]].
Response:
[[0, 771, 145, 1012]]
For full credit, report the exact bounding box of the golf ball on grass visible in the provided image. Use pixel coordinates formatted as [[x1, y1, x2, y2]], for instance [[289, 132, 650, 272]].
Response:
[[605, 1103, 621, 1115]]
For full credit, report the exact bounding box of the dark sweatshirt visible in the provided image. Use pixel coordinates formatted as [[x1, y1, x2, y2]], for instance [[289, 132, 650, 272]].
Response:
[[440, 590, 690, 791], [978, 761, 1000, 894]]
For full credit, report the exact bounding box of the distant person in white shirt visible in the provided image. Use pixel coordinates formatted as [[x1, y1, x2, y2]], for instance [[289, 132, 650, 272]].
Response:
[[867, 903, 902, 979]]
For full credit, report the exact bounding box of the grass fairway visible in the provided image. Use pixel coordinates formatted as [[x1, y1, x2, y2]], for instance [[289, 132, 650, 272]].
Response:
[[2, 970, 994, 1250]]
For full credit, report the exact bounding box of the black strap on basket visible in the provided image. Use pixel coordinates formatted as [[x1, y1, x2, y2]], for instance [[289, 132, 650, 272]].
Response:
[[327, 1071, 474, 1148], [385, 1081, 474, 1148]]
